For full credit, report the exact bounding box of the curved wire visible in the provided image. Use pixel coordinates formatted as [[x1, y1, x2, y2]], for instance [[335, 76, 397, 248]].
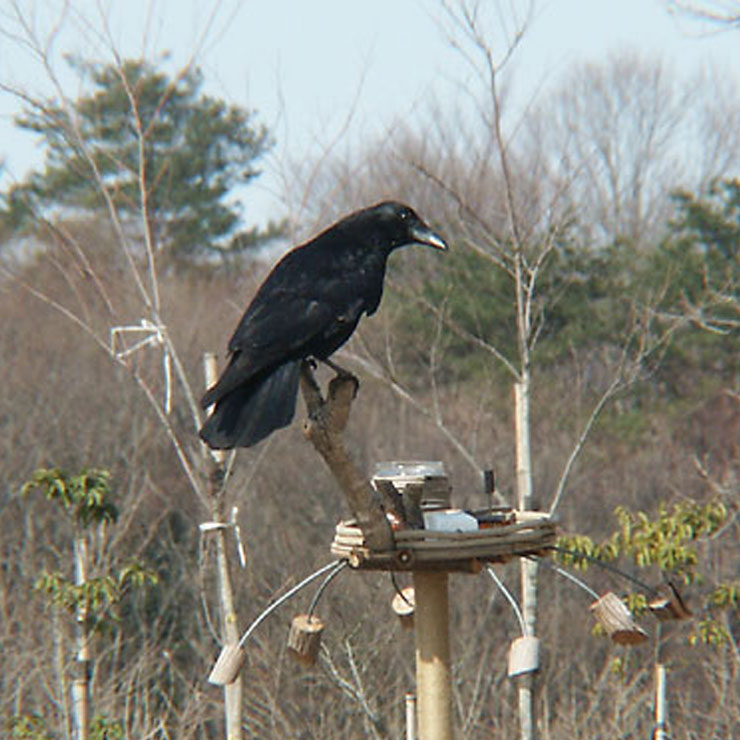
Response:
[[547, 545, 658, 595], [535, 556, 599, 600], [307, 560, 348, 619], [486, 566, 528, 636], [237, 560, 344, 649]]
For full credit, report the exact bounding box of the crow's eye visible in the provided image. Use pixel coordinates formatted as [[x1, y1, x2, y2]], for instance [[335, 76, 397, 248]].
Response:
[[399, 208, 411, 221]]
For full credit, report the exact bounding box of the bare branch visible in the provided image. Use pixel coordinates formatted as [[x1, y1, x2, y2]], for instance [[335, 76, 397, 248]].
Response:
[[319, 641, 388, 740], [386, 275, 520, 379], [668, 0, 740, 25], [410, 160, 514, 274], [343, 346, 509, 505]]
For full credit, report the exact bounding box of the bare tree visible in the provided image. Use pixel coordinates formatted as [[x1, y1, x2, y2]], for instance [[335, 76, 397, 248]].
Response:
[[0, 3, 253, 737], [286, 3, 690, 738], [527, 52, 740, 248]]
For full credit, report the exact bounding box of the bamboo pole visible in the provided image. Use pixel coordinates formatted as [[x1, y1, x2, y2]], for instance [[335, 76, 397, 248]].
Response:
[[204, 353, 243, 740], [214, 509, 243, 740], [413, 571, 452, 740], [654, 663, 668, 740], [515, 381, 537, 740], [406, 692, 417, 740]]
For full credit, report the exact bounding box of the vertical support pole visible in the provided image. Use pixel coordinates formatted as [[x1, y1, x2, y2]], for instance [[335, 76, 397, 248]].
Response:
[[514, 382, 533, 509], [413, 570, 452, 740], [73, 537, 90, 740], [405, 692, 417, 740], [654, 663, 667, 740], [204, 353, 243, 740], [515, 382, 537, 740]]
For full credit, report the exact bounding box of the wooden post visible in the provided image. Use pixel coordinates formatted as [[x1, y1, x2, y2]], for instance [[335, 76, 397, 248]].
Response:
[[204, 353, 243, 740], [413, 571, 452, 740]]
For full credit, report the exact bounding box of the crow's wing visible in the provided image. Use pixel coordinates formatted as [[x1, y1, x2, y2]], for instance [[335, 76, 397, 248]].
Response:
[[201, 295, 331, 408], [228, 244, 374, 359], [203, 238, 379, 409], [229, 293, 332, 356], [202, 290, 366, 408]]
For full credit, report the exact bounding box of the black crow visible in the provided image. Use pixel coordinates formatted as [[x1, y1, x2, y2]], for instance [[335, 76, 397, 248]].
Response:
[[199, 201, 447, 449]]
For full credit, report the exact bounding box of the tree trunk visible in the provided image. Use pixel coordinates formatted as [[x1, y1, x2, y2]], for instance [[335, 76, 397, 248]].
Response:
[[53, 605, 72, 740], [72, 537, 90, 740]]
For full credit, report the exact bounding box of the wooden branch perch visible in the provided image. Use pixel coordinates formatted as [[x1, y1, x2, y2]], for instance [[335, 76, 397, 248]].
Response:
[[300, 361, 394, 551]]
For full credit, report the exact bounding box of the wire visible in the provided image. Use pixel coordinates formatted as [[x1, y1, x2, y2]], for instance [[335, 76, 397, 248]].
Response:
[[547, 545, 659, 596], [237, 560, 344, 649], [307, 560, 348, 619], [486, 566, 528, 636], [535, 556, 599, 600]]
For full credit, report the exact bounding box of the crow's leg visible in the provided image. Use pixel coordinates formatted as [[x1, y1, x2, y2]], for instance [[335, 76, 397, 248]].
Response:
[[317, 356, 357, 381], [316, 356, 359, 398]]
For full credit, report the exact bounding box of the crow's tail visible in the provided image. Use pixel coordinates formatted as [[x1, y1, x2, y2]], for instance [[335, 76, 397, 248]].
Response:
[[199, 360, 301, 449]]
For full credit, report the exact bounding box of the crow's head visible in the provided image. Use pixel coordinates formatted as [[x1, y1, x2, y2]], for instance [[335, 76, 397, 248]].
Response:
[[356, 201, 448, 252]]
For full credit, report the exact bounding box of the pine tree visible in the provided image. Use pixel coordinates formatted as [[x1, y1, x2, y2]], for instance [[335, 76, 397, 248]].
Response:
[[1, 57, 282, 260]]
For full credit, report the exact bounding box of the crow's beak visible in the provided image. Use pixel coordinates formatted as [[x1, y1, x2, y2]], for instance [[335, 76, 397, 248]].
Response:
[[411, 222, 448, 251]]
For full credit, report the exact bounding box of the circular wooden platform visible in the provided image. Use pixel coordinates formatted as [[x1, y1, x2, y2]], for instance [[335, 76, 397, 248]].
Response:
[[330, 510, 557, 572]]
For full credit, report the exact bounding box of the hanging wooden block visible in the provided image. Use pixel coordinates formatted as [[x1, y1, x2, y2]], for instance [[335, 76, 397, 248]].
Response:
[[392, 586, 416, 629], [649, 583, 692, 621], [287, 614, 325, 666], [590, 592, 648, 644], [208, 643, 247, 685], [507, 635, 540, 678]]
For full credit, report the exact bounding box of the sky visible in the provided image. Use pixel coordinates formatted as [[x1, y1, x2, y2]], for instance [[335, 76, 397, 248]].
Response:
[[1, 0, 739, 226]]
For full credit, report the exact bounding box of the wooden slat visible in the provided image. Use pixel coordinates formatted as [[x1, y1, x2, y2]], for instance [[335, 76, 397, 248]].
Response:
[[395, 518, 552, 542], [393, 529, 551, 551], [330, 510, 557, 572]]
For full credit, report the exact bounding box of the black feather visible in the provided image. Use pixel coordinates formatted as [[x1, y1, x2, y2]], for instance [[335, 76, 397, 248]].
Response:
[[199, 201, 446, 449], [200, 361, 301, 448]]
